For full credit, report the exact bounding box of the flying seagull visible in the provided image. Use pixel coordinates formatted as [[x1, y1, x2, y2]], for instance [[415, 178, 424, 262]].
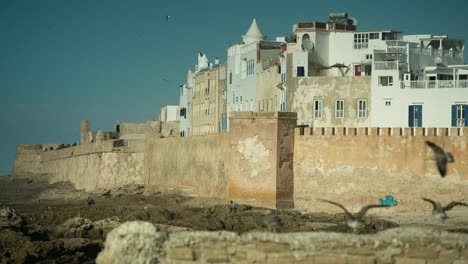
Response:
[[165, 15, 171, 22], [319, 199, 389, 230], [425, 141, 454, 177], [262, 210, 281, 231], [422, 197, 468, 222]]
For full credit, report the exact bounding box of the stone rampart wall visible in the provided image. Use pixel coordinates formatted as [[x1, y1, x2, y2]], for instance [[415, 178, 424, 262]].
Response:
[[294, 126, 468, 213]]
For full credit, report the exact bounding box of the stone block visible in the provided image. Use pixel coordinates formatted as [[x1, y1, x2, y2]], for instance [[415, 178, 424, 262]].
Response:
[[345, 247, 376, 256], [204, 249, 229, 263], [461, 248, 468, 258], [167, 247, 194, 261], [265, 252, 295, 264], [395, 257, 427, 264], [314, 255, 347, 264], [405, 246, 439, 259], [255, 242, 291, 253], [245, 249, 267, 262], [426, 249, 460, 264], [346, 255, 376, 264]]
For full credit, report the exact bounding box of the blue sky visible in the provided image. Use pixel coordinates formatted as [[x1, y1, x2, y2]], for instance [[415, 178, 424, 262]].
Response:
[[1, 0, 467, 175]]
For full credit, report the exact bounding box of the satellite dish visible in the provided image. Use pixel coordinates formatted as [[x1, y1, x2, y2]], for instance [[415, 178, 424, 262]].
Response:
[[301, 34, 314, 52], [433, 56, 442, 65]]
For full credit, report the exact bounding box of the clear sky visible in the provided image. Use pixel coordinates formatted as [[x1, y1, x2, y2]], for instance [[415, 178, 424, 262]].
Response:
[[1, 0, 467, 176]]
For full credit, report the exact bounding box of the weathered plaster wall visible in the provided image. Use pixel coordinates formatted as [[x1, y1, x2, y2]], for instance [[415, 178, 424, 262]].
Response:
[[13, 140, 144, 191], [294, 127, 468, 213], [228, 112, 296, 208], [145, 133, 229, 198], [42, 146, 145, 191], [256, 64, 281, 112], [287, 76, 371, 127]]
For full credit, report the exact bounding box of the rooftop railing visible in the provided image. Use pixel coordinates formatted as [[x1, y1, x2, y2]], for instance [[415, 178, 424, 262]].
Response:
[[401, 80, 468, 89]]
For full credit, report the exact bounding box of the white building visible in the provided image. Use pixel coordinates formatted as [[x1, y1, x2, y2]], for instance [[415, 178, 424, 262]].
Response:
[[283, 13, 467, 128], [371, 35, 467, 128], [160, 105, 179, 122], [226, 19, 283, 130]]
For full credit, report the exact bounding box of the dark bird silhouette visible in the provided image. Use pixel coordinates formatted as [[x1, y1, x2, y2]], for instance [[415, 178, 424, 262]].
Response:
[[425, 141, 454, 177], [319, 199, 389, 230], [86, 196, 95, 206], [262, 210, 281, 231], [422, 197, 468, 222], [165, 15, 171, 22]]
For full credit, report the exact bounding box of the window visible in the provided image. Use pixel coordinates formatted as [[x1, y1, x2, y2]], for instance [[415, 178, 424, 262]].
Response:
[[369, 32, 379, 39], [241, 59, 247, 79], [335, 100, 344, 119], [297, 66, 305, 77], [379, 76, 393, 86], [179, 107, 187, 118], [357, 99, 368, 118], [229, 72, 232, 84], [452, 104, 468, 127], [247, 59, 255, 76], [366, 54, 373, 60], [314, 99, 323, 118], [354, 33, 369, 49], [385, 101, 392, 107], [408, 105, 423, 127]]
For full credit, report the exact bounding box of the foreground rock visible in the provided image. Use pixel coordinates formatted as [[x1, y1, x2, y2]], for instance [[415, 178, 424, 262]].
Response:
[[0, 209, 113, 263], [96, 221, 166, 264], [97, 222, 468, 263]]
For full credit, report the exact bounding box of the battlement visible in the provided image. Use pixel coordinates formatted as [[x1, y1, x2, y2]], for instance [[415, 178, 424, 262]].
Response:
[[41, 139, 127, 162], [295, 127, 467, 137]]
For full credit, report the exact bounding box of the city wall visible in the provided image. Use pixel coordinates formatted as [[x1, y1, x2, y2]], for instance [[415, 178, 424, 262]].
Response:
[[144, 133, 230, 198], [12, 113, 468, 213], [13, 140, 145, 191], [294, 126, 468, 213]]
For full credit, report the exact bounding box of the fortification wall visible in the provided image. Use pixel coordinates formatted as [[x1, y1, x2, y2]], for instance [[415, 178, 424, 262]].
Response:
[[294, 126, 468, 213], [12, 144, 45, 177], [13, 140, 144, 191], [145, 133, 229, 197], [228, 112, 296, 208], [43, 152, 144, 191]]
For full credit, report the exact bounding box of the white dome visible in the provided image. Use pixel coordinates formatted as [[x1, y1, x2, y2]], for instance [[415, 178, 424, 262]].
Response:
[[198, 52, 209, 71], [242, 18, 266, 45]]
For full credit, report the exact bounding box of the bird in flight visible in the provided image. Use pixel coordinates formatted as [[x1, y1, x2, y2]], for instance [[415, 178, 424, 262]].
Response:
[[165, 15, 171, 22], [319, 199, 389, 231], [422, 197, 468, 222], [425, 141, 454, 177]]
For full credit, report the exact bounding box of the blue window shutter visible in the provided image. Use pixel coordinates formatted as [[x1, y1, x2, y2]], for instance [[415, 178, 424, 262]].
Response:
[[417, 105, 423, 127], [464, 105, 468, 127], [408, 105, 414, 127], [451, 105, 457, 127]]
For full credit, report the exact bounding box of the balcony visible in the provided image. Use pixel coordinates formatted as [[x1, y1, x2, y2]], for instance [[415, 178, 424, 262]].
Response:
[[400, 80, 468, 89], [373, 61, 406, 70]]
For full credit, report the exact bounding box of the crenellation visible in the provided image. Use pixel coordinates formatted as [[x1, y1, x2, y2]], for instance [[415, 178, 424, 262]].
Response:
[[294, 127, 467, 138]]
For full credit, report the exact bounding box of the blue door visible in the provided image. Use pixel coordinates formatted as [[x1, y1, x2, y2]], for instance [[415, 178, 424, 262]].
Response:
[[408, 105, 423, 127]]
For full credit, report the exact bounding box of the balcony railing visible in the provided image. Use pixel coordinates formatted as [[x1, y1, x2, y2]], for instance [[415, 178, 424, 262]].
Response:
[[400, 80, 468, 89], [374, 61, 408, 71], [374, 61, 398, 70]]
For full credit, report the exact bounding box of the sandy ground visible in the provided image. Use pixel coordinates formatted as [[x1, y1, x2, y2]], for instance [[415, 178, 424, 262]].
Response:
[[1, 175, 467, 263]]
